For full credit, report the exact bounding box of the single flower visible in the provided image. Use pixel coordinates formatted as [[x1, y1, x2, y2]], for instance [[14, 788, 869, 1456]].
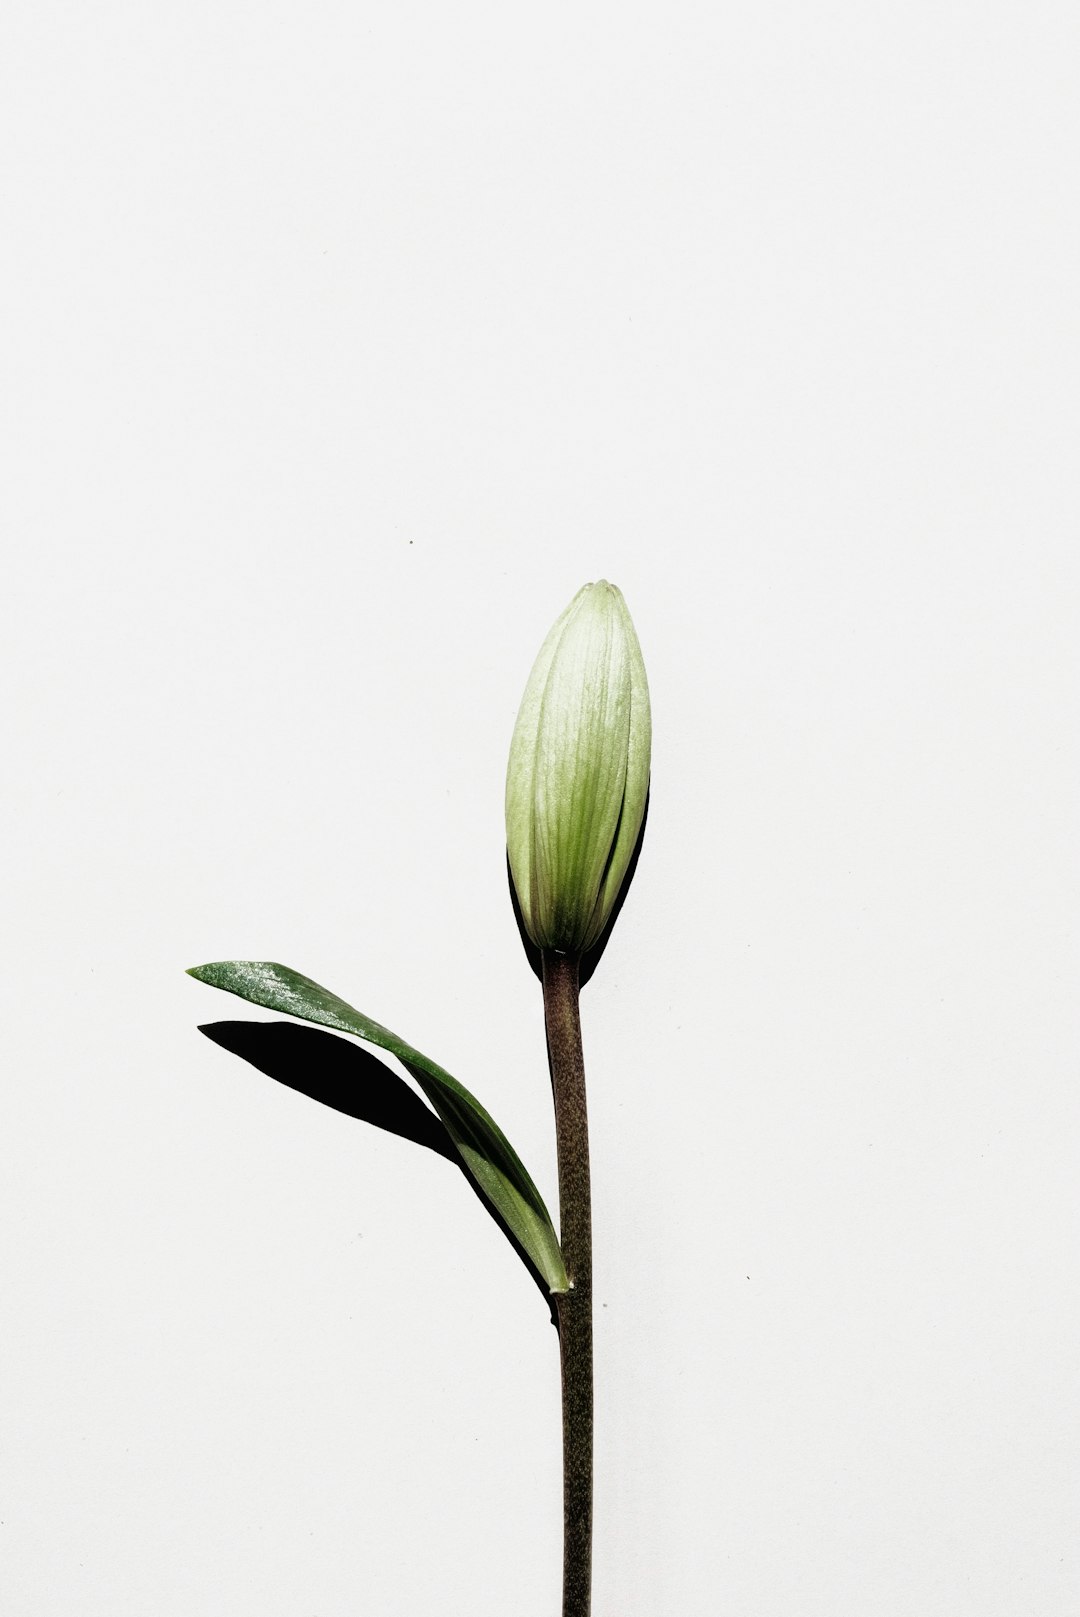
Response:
[[506, 580, 651, 956]]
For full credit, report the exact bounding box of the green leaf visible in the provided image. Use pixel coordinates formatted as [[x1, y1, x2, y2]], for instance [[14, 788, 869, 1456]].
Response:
[[187, 960, 568, 1294]]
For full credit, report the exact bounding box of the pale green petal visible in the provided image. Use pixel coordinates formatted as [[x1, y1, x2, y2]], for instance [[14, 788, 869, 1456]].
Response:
[[590, 587, 651, 948], [505, 580, 651, 957], [505, 587, 584, 942]]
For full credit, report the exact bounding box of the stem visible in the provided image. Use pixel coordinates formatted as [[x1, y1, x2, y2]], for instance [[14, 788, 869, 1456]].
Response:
[[542, 950, 593, 1617]]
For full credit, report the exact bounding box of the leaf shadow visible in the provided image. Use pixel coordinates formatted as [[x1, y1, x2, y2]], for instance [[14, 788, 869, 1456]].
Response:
[[198, 1020, 558, 1326]]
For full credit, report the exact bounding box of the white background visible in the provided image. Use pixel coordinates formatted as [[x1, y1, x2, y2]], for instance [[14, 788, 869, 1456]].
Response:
[[3, 3, 1078, 1613]]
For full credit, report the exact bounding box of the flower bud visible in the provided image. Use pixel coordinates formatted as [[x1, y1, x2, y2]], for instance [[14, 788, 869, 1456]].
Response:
[[506, 580, 651, 956]]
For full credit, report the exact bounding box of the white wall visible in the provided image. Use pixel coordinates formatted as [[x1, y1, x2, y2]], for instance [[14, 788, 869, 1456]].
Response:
[[3, 4, 1077, 1613]]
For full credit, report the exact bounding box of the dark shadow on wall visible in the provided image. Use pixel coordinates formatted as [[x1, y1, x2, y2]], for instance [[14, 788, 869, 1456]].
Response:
[[198, 1019, 558, 1326]]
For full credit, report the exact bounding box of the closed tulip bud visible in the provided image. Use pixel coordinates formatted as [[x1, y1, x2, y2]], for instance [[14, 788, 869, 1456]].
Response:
[[506, 580, 651, 957]]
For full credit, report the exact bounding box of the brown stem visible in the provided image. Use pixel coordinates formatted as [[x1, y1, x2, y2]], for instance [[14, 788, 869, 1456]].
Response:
[[542, 949, 593, 1617]]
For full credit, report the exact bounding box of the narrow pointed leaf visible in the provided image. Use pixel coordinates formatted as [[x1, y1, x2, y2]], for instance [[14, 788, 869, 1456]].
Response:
[[188, 960, 568, 1294]]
